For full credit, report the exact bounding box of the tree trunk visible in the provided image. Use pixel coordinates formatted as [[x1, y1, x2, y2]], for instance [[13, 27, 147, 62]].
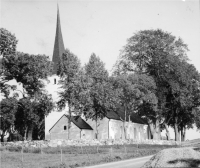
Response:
[[68, 103, 71, 140], [96, 114, 98, 139], [27, 124, 34, 141], [181, 126, 186, 142], [155, 119, 161, 140], [124, 106, 127, 139], [1, 134, 4, 142], [24, 127, 28, 140], [174, 122, 180, 141], [164, 123, 171, 140], [148, 119, 160, 140], [123, 121, 126, 140]]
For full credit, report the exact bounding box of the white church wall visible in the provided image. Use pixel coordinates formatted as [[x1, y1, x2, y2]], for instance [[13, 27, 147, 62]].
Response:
[[44, 75, 68, 140]]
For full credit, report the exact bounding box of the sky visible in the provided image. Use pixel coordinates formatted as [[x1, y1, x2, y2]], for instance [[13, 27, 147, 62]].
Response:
[[1, 0, 200, 73]]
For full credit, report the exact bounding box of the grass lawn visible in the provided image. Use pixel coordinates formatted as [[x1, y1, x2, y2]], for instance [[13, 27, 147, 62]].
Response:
[[1, 144, 177, 168]]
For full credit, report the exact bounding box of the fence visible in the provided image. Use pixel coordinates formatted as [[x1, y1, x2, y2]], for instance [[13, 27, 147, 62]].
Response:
[[1, 143, 167, 168]]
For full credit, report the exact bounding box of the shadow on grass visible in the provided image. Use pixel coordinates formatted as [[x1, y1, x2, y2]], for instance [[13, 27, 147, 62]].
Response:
[[168, 159, 200, 167]]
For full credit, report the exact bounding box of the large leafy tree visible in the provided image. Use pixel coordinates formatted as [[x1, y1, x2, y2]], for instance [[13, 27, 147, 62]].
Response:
[[114, 29, 195, 140], [82, 53, 111, 139], [1, 28, 54, 140], [165, 61, 200, 141], [2, 52, 53, 140], [57, 49, 82, 139]]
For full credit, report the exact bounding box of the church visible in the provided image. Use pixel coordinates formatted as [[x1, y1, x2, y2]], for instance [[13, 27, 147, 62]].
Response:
[[44, 6, 150, 141]]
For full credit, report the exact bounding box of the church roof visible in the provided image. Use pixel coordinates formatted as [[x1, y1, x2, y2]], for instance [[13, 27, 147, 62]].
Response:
[[71, 115, 93, 130], [52, 5, 65, 74], [106, 107, 147, 125], [49, 115, 93, 132]]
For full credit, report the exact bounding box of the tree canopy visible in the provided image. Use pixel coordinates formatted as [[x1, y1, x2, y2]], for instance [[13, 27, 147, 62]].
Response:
[[115, 29, 200, 140], [0, 28, 54, 141], [0, 28, 18, 57]]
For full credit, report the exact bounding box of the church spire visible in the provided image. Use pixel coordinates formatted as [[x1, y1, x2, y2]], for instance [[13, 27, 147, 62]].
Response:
[[52, 4, 65, 74]]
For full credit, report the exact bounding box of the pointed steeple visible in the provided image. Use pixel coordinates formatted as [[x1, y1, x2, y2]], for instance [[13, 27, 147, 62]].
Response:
[[52, 4, 65, 74]]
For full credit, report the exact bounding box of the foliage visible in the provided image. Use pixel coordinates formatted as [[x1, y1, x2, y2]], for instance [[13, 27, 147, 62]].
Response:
[[0, 28, 54, 140], [2, 52, 52, 97], [110, 73, 157, 139], [0, 98, 18, 142], [0, 28, 18, 57], [15, 93, 54, 140], [164, 61, 200, 140], [57, 49, 82, 112], [76, 53, 113, 139], [111, 73, 157, 113], [193, 107, 200, 129], [82, 53, 111, 120], [0, 28, 18, 97], [114, 29, 200, 140], [33, 93, 54, 140]]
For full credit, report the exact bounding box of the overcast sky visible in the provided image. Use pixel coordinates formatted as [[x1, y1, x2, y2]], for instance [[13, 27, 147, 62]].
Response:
[[1, 0, 200, 73]]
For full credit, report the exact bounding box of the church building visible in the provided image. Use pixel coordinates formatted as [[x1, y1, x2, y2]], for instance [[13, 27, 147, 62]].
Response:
[[44, 5, 150, 141]]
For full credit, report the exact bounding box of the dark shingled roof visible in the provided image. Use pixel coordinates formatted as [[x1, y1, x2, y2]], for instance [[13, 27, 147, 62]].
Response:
[[52, 5, 65, 74], [71, 115, 93, 130], [49, 115, 93, 132], [106, 107, 147, 125]]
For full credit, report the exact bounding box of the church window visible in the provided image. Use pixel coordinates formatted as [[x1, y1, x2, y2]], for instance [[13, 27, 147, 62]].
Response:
[[64, 126, 67, 130], [54, 78, 56, 84]]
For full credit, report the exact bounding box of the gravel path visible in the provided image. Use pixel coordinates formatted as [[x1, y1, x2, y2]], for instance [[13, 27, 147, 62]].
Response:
[[142, 147, 200, 167]]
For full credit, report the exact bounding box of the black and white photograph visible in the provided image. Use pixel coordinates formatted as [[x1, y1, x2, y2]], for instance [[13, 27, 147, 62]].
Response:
[[1, 0, 200, 167]]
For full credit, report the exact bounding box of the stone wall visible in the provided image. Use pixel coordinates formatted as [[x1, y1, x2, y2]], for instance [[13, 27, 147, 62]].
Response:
[[0, 139, 181, 148]]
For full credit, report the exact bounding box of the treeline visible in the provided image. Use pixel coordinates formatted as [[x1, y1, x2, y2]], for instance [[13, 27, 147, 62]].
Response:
[[0, 28, 200, 142]]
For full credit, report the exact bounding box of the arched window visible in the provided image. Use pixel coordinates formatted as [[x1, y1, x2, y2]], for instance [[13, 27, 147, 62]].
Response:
[[54, 78, 56, 84], [64, 126, 67, 130]]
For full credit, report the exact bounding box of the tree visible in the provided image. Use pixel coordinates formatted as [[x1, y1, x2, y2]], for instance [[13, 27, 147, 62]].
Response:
[[1, 29, 54, 140], [33, 93, 54, 140], [82, 53, 111, 139], [0, 98, 18, 142], [115, 29, 191, 140], [165, 61, 200, 141], [57, 49, 82, 139], [15, 92, 54, 140], [110, 73, 157, 139]]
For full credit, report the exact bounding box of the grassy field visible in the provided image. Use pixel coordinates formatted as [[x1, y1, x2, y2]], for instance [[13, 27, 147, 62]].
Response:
[[1, 144, 177, 168]]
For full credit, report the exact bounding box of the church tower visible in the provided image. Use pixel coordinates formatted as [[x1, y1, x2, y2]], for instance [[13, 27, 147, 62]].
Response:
[[52, 5, 65, 74], [45, 5, 67, 140]]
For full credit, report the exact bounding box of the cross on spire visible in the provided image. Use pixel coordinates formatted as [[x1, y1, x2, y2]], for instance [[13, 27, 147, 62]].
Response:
[[52, 4, 65, 74]]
